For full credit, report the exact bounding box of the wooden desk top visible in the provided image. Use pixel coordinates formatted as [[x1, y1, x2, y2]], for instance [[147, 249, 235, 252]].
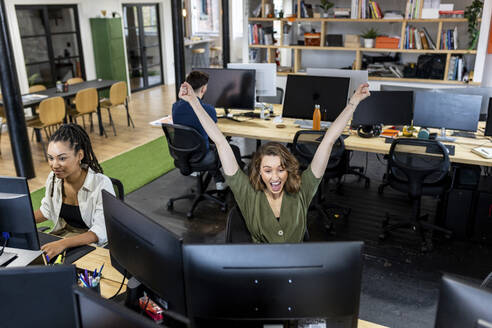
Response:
[[217, 108, 492, 167], [358, 319, 388, 328], [74, 247, 127, 299]]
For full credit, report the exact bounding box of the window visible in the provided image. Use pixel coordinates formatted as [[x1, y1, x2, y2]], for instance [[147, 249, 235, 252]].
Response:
[[191, 0, 219, 35], [16, 5, 84, 88]]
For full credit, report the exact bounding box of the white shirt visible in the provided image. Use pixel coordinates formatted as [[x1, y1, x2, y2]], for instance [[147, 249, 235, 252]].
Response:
[[39, 168, 115, 245]]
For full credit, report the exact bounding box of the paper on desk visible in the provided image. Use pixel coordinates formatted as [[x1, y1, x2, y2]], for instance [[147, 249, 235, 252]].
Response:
[[21, 94, 48, 101], [149, 115, 172, 127]]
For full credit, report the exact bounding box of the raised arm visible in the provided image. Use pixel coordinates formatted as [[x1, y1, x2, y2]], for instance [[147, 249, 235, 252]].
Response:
[[310, 83, 370, 178], [178, 82, 239, 176]]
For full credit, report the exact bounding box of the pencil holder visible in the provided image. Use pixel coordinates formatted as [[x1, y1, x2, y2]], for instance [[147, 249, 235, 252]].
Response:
[[87, 283, 101, 295]]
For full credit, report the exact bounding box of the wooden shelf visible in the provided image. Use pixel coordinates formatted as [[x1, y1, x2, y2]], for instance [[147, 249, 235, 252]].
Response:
[[249, 44, 477, 55], [248, 17, 471, 23]]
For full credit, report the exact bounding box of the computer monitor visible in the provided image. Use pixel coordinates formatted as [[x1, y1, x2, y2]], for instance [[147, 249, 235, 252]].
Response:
[[73, 286, 163, 328], [183, 241, 363, 328], [195, 68, 256, 110], [434, 275, 492, 328], [432, 86, 492, 117], [0, 265, 77, 327], [351, 91, 413, 126], [102, 191, 187, 316], [0, 176, 40, 250], [283, 75, 350, 121], [413, 91, 482, 132], [306, 68, 368, 101], [227, 63, 276, 97]]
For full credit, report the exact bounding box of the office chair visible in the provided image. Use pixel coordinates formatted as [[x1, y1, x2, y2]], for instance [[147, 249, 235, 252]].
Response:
[[109, 177, 125, 201], [225, 205, 310, 243], [257, 87, 284, 104], [377, 138, 452, 251], [162, 123, 227, 219]]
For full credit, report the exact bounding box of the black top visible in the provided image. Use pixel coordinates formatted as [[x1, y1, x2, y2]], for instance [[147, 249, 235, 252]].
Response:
[[59, 203, 88, 229]]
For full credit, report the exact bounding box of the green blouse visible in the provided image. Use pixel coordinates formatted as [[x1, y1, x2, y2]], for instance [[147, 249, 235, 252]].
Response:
[[225, 166, 322, 243]]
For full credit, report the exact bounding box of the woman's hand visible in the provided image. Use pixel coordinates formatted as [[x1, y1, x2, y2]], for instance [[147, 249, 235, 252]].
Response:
[[178, 82, 197, 103], [349, 83, 370, 106], [41, 239, 68, 259]]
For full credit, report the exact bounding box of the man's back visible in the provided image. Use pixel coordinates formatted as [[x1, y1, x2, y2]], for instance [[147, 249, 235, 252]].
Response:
[[172, 98, 217, 149]]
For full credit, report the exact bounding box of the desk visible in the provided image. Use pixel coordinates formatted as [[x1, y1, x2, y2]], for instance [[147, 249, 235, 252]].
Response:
[[0, 79, 117, 136], [217, 108, 492, 167], [74, 247, 127, 299]]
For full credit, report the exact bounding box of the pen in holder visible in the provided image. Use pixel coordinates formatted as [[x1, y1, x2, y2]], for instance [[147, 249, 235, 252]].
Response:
[[77, 268, 101, 295]]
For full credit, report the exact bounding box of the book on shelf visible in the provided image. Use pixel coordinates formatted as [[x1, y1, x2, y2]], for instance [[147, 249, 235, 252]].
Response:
[[334, 8, 351, 18], [422, 27, 436, 49], [351, 0, 359, 19], [439, 27, 458, 50], [405, 0, 424, 19], [414, 28, 422, 49]]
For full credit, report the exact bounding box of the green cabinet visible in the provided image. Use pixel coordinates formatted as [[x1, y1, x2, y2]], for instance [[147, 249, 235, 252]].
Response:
[[90, 18, 127, 85]]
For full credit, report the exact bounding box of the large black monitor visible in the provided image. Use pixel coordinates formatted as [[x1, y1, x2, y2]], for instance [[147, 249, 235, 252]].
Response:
[[73, 286, 162, 328], [413, 91, 482, 132], [0, 265, 77, 327], [434, 275, 492, 328], [196, 68, 256, 110], [183, 241, 363, 328], [102, 191, 187, 316], [352, 91, 413, 126], [283, 75, 350, 121], [0, 176, 40, 250]]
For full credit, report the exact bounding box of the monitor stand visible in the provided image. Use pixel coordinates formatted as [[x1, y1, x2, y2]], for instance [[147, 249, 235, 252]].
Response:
[[436, 127, 456, 142], [217, 108, 241, 122], [255, 102, 273, 119]]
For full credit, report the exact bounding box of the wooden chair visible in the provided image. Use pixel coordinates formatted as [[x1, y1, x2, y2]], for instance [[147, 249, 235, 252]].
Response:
[[99, 81, 134, 136], [28, 84, 46, 93], [27, 97, 66, 161], [69, 88, 107, 137], [67, 77, 84, 85]]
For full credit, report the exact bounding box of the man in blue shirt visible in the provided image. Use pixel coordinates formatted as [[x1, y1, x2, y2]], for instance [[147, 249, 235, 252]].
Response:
[[172, 71, 243, 190]]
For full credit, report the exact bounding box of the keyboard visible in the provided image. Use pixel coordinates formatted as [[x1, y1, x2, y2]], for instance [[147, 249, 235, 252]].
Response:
[[38, 232, 95, 264], [294, 119, 331, 130]]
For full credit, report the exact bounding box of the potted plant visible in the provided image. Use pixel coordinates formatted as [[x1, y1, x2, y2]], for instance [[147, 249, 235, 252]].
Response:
[[361, 28, 378, 48], [320, 0, 334, 18], [465, 0, 483, 50]]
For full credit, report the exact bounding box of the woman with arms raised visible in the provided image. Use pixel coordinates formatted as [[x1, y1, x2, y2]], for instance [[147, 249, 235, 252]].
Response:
[[178, 82, 370, 243]]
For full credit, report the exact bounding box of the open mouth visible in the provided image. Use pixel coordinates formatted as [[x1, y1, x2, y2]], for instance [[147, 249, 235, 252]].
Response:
[[270, 181, 282, 192]]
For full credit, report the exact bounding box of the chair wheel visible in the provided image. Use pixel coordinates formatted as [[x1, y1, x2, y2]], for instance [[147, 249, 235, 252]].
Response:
[[378, 232, 387, 240], [167, 200, 173, 211], [220, 205, 228, 212], [364, 180, 370, 189], [186, 212, 193, 219], [378, 185, 384, 195]]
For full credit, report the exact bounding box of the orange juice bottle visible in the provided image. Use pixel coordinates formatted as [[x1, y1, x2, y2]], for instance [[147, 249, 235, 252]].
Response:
[[313, 104, 321, 130]]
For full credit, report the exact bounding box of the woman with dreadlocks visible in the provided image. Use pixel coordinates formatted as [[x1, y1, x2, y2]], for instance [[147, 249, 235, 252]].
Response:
[[34, 124, 115, 258]]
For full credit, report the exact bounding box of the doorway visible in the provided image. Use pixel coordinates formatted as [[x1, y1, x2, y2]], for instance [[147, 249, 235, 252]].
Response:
[[123, 4, 163, 91]]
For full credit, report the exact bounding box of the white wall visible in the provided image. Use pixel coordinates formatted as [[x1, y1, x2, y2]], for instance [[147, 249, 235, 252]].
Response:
[[5, 0, 175, 94]]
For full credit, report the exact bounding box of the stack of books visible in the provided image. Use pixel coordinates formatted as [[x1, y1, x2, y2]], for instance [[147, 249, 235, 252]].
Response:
[[439, 10, 464, 18], [447, 56, 464, 81], [334, 8, 351, 18], [404, 26, 436, 49], [248, 24, 265, 45], [440, 27, 458, 50], [404, 0, 424, 19], [368, 1, 383, 19], [375, 36, 400, 49]]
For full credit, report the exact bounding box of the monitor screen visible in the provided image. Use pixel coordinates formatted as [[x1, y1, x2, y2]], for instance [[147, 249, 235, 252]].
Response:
[[413, 91, 482, 132], [0, 176, 40, 250], [227, 63, 276, 97], [183, 241, 363, 327], [435, 275, 492, 328], [306, 68, 368, 101], [351, 91, 413, 126], [0, 265, 77, 327], [102, 191, 187, 316], [195, 68, 256, 110], [283, 75, 350, 121], [73, 286, 161, 328]]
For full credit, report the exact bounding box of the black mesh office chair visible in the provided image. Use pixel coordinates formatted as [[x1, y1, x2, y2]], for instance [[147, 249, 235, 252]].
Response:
[[109, 177, 124, 201], [257, 87, 284, 104], [162, 123, 227, 219], [378, 138, 452, 251], [225, 205, 310, 243]]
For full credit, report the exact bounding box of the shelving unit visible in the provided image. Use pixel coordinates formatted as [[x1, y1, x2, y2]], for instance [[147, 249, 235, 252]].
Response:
[[248, 0, 484, 85]]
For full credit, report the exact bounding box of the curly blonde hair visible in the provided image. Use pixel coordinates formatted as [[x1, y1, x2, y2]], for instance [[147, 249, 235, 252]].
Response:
[[249, 142, 301, 194]]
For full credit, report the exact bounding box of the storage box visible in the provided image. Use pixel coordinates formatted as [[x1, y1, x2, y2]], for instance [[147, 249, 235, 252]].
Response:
[[344, 34, 360, 48], [304, 33, 321, 46], [325, 34, 343, 47], [375, 36, 400, 49]]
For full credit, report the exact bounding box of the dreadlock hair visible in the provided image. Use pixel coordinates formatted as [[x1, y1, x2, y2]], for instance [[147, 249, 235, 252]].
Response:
[[48, 123, 103, 197]]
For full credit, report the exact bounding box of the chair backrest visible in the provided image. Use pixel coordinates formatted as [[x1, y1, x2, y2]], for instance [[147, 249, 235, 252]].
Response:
[[292, 130, 345, 171], [225, 206, 252, 243], [161, 123, 208, 176], [388, 138, 450, 198], [75, 88, 98, 114], [109, 177, 125, 201], [38, 97, 65, 125], [257, 87, 284, 104], [28, 84, 46, 93], [109, 81, 127, 106], [67, 77, 84, 85]]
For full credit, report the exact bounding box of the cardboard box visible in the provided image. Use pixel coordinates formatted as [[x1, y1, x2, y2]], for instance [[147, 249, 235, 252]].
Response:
[[344, 34, 360, 48], [304, 33, 321, 46]]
